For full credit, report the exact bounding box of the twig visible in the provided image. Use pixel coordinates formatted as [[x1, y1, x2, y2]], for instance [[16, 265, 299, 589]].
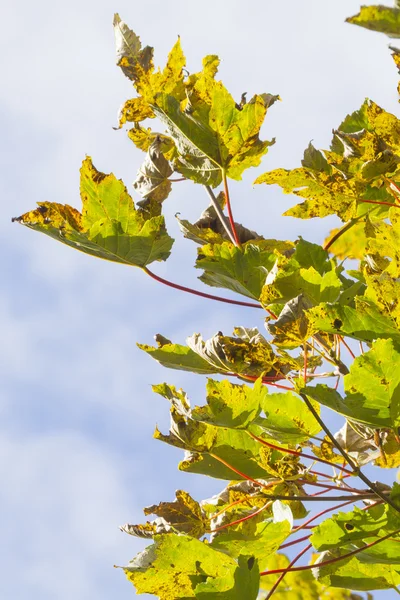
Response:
[[248, 432, 354, 475], [264, 543, 312, 599], [204, 185, 237, 244], [222, 170, 241, 246], [261, 526, 400, 576], [143, 267, 261, 308], [323, 217, 362, 252], [300, 393, 400, 514]]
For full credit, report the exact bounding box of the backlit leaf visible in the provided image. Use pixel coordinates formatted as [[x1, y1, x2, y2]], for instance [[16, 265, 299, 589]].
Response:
[[196, 240, 293, 300], [191, 378, 266, 429], [346, 6, 400, 38], [255, 100, 400, 221], [13, 157, 174, 267], [304, 339, 400, 429], [122, 534, 238, 599], [307, 298, 400, 345], [258, 390, 321, 444]]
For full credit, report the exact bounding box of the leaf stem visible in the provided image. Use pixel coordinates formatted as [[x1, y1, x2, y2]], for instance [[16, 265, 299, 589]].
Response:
[[143, 267, 262, 308], [209, 501, 273, 533], [264, 543, 312, 599], [279, 534, 311, 550], [359, 198, 400, 209], [323, 217, 361, 252], [248, 432, 354, 475], [204, 185, 237, 245], [222, 170, 241, 247], [260, 525, 400, 576], [338, 335, 356, 360], [300, 393, 400, 513]]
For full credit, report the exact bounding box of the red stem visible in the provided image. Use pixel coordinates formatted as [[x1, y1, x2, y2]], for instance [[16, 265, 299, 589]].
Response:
[[143, 267, 261, 309], [210, 501, 273, 533], [248, 432, 354, 475], [359, 198, 400, 208], [261, 525, 400, 576], [279, 534, 311, 550], [222, 171, 241, 247], [264, 543, 312, 599], [338, 335, 356, 360]]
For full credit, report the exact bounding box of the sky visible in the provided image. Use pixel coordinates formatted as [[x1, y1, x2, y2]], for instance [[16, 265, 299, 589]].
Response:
[[2, 1, 400, 598]]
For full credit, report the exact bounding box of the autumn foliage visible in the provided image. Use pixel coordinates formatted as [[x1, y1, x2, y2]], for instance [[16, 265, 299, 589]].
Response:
[[14, 3, 400, 598]]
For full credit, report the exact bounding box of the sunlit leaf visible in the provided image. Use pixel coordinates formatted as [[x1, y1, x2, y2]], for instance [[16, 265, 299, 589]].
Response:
[[313, 551, 400, 591], [258, 390, 321, 444], [197, 240, 293, 300], [122, 534, 239, 599], [191, 378, 266, 429], [311, 503, 400, 552], [13, 157, 174, 267], [304, 339, 400, 429], [346, 6, 400, 38], [307, 298, 400, 345], [195, 554, 260, 600], [255, 100, 400, 221], [210, 519, 290, 572]]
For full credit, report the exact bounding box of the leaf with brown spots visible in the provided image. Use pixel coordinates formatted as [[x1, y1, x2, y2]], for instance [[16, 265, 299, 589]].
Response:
[[13, 157, 174, 267]]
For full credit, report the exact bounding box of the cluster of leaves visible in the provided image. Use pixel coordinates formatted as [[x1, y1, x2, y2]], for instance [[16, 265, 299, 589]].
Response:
[[13, 2, 400, 598]]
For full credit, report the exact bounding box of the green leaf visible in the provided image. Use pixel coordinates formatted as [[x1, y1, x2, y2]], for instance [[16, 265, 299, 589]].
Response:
[[304, 339, 400, 429], [366, 208, 400, 279], [314, 552, 400, 591], [13, 157, 174, 268], [210, 519, 290, 572], [152, 382, 276, 480], [191, 378, 266, 429], [307, 298, 400, 345], [122, 534, 238, 599], [258, 391, 321, 444], [346, 6, 400, 38], [195, 555, 260, 600], [255, 99, 400, 221], [267, 295, 315, 349], [196, 240, 293, 300], [152, 87, 276, 186], [311, 503, 400, 552], [152, 92, 223, 186], [260, 239, 343, 306]]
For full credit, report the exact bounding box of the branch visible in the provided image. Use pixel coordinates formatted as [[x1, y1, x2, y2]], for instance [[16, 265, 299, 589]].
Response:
[[261, 526, 400, 576], [143, 267, 262, 309], [323, 217, 362, 252], [222, 170, 241, 246], [210, 452, 377, 501], [204, 185, 237, 245], [300, 393, 400, 514], [264, 543, 312, 599], [248, 432, 354, 475]]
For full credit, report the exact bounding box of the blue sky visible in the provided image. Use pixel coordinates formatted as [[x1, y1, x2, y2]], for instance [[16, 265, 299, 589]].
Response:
[[2, 1, 400, 598]]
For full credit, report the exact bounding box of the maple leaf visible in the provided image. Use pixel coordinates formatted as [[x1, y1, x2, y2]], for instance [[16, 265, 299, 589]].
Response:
[[133, 137, 173, 207], [346, 5, 400, 38], [255, 101, 400, 221], [304, 339, 400, 430], [12, 157, 174, 267]]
